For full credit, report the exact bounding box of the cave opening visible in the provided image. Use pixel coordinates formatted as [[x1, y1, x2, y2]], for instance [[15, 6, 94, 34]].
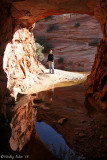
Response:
[[3, 13, 103, 102], [0, 0, 106, 111]]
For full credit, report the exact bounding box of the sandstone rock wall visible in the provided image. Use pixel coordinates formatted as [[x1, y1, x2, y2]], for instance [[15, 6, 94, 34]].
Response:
[[0, 0, 106, 109], [0, 1, 13, 104], [10, 99, 37, 151], [33, 14, 103, 72], [3, 28, 45, 94], [85, 0, 107, 109], [85, 40, 107, 108]]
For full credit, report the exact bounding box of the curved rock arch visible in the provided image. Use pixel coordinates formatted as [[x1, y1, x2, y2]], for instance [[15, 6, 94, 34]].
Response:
[[0, 0, 107, 109]]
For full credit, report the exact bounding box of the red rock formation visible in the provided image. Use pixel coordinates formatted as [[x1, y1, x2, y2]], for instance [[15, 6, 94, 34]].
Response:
[[0, 1, 13, 106], [85, 39, 107, 109], [85, 0, 107, 109], [0, 0, 107, 109], [33, 14, 103, 72], [3, 28, 45, 94], [10, 98, 37, 151]]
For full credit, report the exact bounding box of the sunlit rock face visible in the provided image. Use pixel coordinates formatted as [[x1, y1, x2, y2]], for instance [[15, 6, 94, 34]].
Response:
[[0, 0, 107, 109], [10, 99, 37, 151], [3, 28, 45, 96], [33, 14, 103, 72]]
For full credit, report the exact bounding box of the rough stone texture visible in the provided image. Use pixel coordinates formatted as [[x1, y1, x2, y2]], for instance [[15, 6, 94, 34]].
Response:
[[85, 39, 107, 109], [0, 0, 107, 109], [3, 28, 45, 94], [85, 0, 107, 109], [0, 1, 13, 104], [58, 118, 67, 125], [10, 98, 37, 151]]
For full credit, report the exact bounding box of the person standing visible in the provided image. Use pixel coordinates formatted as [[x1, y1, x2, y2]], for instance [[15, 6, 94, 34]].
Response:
[[47, 49, 54, 74]]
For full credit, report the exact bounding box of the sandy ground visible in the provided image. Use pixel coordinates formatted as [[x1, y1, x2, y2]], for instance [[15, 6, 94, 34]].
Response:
[[22, 69, 88, 95]]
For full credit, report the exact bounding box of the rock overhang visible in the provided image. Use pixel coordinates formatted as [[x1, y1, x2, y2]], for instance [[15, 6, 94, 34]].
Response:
[[0, 0, 107, 110]]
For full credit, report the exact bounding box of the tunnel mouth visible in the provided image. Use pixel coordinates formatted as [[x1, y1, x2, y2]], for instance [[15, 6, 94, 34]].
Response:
[[2, 13, 103, 102]]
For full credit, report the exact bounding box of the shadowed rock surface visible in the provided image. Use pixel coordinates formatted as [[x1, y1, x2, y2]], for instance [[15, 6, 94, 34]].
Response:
[[0, 0, 106, 110], [36, 82, 107, 160]]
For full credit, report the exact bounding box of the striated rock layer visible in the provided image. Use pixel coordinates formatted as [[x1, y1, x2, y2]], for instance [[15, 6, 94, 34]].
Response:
[[0, 0, 107, 109], [33, 14, 103, 72]]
